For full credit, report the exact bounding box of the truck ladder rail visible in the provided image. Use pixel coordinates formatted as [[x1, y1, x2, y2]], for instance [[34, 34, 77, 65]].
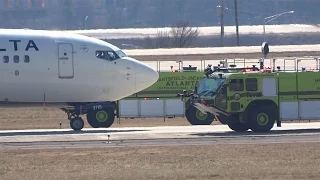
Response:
[[142, 56, 320, 72], [273, 56, 320, 72], [219, 56, 320, 72]]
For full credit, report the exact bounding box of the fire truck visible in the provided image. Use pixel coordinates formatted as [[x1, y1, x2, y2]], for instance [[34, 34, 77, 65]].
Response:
[[178, 59, 260, 126], [179, 57, 320, 132]]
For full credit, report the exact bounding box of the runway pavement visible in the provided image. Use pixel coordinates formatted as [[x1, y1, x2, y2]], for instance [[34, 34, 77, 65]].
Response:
[[0, 122, 319, 150]]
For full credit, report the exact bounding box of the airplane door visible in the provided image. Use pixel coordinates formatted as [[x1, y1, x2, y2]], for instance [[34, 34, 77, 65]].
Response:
[[58, 43, 74, 79]]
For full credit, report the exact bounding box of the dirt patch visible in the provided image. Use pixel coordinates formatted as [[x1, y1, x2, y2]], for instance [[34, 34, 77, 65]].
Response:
[[0, 108, 318, 130], [0, 143, 319, 180], [0, 107, 214, 130]]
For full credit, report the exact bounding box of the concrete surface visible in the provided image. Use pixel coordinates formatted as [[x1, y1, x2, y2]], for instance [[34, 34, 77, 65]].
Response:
[[0, 122, 319, 150]]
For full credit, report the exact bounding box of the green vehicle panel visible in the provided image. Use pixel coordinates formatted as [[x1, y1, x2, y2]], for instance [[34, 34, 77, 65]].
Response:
[[124, 71, 204, 99]]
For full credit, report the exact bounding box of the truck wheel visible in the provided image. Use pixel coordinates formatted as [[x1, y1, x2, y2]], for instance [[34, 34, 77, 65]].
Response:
[[185, 106, 214, 125], [248, 106, 276, 132], [227, 121, 249, 132]]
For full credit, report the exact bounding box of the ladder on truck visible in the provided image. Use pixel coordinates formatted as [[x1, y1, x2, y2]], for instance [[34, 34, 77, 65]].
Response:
[[149, 56, 320, 72], [221, 56, 320, 72]]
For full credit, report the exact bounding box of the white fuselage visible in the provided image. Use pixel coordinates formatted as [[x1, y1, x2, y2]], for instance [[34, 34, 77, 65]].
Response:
[[0, 29, 158, 107]]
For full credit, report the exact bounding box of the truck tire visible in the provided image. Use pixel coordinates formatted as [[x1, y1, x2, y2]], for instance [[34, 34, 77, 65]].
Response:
[[248, 106, 276, 132], [227, 121, 249, 132], [185, 106, 214, 125]]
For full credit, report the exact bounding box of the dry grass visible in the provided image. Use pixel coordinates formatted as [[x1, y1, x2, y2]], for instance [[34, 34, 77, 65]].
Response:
[[0, 143, 319, 180], [0, 108, 318, 130], [0, 108, 217, 130]]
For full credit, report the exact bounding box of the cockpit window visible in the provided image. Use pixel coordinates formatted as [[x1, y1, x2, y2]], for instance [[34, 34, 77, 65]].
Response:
[[115, 50, 127, 58], [96, 50, 119, 61], [107, 51, 117, 60], [96, 51, 105, 59]]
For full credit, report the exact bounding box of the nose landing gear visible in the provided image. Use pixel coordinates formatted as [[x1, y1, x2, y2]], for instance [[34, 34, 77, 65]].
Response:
[[70, 117, 84, 131]]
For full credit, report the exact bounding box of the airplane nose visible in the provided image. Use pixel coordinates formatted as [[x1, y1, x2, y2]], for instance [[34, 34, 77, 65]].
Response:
[[135, 60, 159, 91]]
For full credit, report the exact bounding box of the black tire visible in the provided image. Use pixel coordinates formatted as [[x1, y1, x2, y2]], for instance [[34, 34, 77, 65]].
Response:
[[227, 121, 249, 132], [248, 105, 276, 132], [70, 117, 84, 131], [185, 106, 214, 125], [86, 107, 115, 128]]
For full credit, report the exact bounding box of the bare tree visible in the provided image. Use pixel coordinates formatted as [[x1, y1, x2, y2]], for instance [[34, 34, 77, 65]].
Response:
[[154, 30, 171, 48], [143, 30, 170, 48], [143, 35, 154, 48], [143, 20, 199, 48], [170, 21, 199, 48]]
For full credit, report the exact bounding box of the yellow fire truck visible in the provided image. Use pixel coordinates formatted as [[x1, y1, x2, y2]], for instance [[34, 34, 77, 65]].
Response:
[[179, 56, 320, 132]]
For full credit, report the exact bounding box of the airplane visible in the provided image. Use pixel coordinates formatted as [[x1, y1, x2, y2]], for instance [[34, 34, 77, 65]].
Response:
[[0, 28, 159, 131]]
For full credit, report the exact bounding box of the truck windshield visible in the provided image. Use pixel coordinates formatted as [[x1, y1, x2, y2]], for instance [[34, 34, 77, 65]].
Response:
[[197, 78, 224, 96]]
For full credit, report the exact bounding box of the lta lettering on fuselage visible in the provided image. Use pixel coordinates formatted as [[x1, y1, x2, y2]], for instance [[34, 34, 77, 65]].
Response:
[[0, 39, 39, 51]]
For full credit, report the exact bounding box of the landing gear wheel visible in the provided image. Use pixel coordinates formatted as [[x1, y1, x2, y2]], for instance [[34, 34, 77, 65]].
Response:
[[86, 107, 115, 128], [227, 121, 249, 132], [248, 106, 276, 132], [185, 106, 214, 125], [70, 117, 84, 131]]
